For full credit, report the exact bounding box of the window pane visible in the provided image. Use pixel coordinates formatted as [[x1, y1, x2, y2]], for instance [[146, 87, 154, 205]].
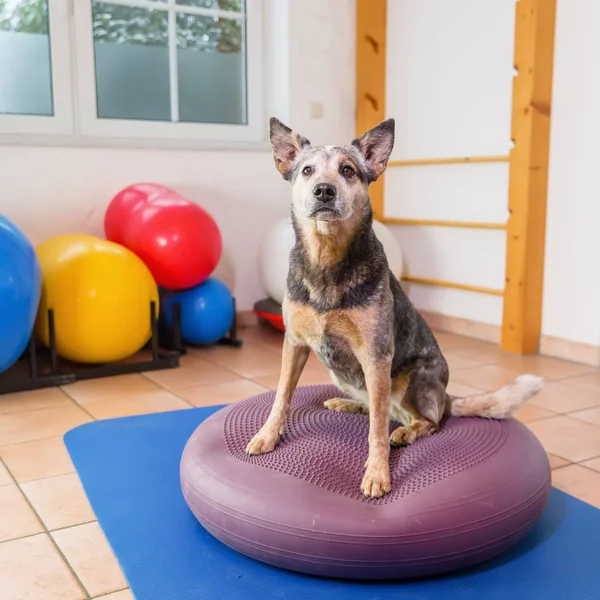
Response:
[[177, 13, 246, 124], [176, 0, 244, 12], [92, 2, 170, 121], [0, 0, 53, 116]]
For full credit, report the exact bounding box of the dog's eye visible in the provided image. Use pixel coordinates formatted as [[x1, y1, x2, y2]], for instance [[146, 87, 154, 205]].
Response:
[[302, 166, 313, 176], [341, 165, 355, 178]]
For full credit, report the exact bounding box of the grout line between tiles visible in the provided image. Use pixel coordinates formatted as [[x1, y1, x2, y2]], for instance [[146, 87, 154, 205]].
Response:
[[0, 434, 70, 451], [548, 462, 600, 477], [58, 389, 98, 422], [550, 371, 600, 386], [0, 457, 93, 600], [0, 387, 75, 416], [91, 587, 131, 599], [7, 468, 76, 487], [521, 413, 560, 425], [161, 386, 200, 409]]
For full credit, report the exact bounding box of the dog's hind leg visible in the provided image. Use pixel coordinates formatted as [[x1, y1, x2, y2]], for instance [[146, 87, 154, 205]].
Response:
[[389, 362, 447, 448], [390, 419, 437, 447], [324, 398, 368, 414]]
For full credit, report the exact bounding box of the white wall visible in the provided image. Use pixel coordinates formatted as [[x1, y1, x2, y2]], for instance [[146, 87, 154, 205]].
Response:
[[384, 0, 600, 349], [0, 0, 356, 311], [384, 0, 515, 327], [541, 0, 600, 347]]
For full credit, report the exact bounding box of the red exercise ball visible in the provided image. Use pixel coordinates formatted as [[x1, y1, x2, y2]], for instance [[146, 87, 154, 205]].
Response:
[[105, 183, 176, 244], [123, 200, 222, 290]]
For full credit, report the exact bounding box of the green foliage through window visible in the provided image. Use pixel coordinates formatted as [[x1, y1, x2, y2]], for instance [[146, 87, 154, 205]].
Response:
[[0, 0, 242, 53], [0, 0, 49, 34], [92, 0, 242, 53]]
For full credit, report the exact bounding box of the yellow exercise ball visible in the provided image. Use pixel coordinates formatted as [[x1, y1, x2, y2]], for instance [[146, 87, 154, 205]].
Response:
[[35, 234, 159, 363]]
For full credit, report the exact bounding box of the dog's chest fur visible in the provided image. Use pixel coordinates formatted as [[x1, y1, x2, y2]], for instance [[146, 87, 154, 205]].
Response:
[[283, 215, 397, 393], [284, 300, 367, 389]]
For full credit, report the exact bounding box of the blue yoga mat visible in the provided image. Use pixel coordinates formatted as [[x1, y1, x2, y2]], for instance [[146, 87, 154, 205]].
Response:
[[65, 406, 600, 600]]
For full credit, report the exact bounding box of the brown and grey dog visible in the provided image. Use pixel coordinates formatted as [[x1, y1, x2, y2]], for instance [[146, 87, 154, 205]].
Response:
[[246, 117, 544, 499]]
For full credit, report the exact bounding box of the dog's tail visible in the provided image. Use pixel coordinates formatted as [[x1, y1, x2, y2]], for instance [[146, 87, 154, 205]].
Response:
[[446, 374, 544, 419]]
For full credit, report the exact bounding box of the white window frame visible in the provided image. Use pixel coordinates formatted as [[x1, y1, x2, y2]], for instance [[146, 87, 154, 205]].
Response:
[[0, 0, 73, 135], [0, 0, 265, 146], [73, 0, 264, 144]]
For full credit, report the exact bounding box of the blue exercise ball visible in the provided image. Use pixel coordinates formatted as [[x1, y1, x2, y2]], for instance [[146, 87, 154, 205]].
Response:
[[161, 278, 234, 346], [0, 216, 41, 374]]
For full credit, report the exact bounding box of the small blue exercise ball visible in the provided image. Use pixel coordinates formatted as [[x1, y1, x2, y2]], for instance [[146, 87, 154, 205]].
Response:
[[161, 277, 234, 346], [0, 216, 42, 374]]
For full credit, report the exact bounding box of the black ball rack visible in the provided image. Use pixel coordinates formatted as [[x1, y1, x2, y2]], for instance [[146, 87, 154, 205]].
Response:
[[0, 299, 243, 396]]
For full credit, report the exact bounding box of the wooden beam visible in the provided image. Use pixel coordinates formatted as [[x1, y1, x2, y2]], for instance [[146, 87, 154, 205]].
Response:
[[501, 0, 556, 354], [383, 218, 507, 230], [388, 155, 509, 168], [356, 0, 387, 220], [402, 276, 504, 297]]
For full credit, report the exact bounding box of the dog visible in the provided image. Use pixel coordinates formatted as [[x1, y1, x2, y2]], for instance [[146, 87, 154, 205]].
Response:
[[246, 117, 544, 499]]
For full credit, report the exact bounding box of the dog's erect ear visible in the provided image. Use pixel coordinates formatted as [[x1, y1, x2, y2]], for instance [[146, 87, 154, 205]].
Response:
[[351, 119, 395, 181], [269, 117, 311, 180]]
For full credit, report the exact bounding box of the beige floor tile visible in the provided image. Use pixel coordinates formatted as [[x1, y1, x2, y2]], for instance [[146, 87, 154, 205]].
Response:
[[563, 371, 600, 393], [98, 588, 134, 600], [445, 345, 506, 367], [450, 364, 523, 392], [254, 362, 333, 390], [528, 381, 600, 414], [82, 390, 191, 420], [513, 404, 555, 424], [0, 387, 72, 415], [251, 371, 282, 389], [432, 331, 486, 351], [444, 351, 490, 371], [496, 355, 595, 381], [0, 485, 43, 542], [0, 437, 74, 483], [570, 407, 600, 427], [446, 381, 484, 397], [580, 457, 600, 473], [0, 405, 92, 447], [176, 379, 270, 407], [52, 522, 127, 597], [63, 374, 161, 404], [0, 534, 84, 600], [527, 415, 600, 462], [522, 356, 594, 381], [238, 326, 284, 352], [0, 461, 12, 486], [143, 355, 241, 391], [547, 454, 570, 469], [551, 464, 600, 509], [197, 345, 282, 379], [21, 473, 95, 530]]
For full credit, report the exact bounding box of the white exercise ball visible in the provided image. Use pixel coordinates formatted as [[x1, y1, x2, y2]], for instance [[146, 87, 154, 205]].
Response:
[[372, 219, 404, 280], [258, 218, 403, 305], [258, 218, 296, 305]]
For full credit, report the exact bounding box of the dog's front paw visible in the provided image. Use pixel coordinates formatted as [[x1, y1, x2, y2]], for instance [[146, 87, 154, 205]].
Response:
[[245, 427, 281, 456], [361, 460, 391, 499]]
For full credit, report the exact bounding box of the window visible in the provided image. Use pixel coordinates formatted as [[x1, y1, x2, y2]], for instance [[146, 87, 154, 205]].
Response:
[[0, 0, 73, 134], [0, 0, 264, 144]]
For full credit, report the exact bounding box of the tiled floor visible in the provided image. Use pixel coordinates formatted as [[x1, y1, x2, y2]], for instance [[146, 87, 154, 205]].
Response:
[[1, 325, 600, 599]]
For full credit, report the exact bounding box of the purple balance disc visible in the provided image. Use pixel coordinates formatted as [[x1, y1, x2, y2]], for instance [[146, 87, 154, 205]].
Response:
[[180, 385, 551, 580]]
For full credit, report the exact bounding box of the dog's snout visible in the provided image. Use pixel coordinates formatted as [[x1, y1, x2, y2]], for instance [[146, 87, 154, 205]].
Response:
[[313, 183, 336, 203]]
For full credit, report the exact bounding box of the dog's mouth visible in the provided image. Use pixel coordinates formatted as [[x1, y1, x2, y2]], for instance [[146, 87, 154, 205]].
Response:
[[309, 206, 341, 220]]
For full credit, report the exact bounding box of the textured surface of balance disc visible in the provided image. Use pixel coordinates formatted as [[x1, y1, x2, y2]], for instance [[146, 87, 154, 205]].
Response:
[[180, 385, 551, 580]]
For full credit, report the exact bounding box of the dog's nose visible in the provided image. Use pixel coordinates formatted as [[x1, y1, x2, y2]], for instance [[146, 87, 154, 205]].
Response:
[[313, 183, 336, 203]]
